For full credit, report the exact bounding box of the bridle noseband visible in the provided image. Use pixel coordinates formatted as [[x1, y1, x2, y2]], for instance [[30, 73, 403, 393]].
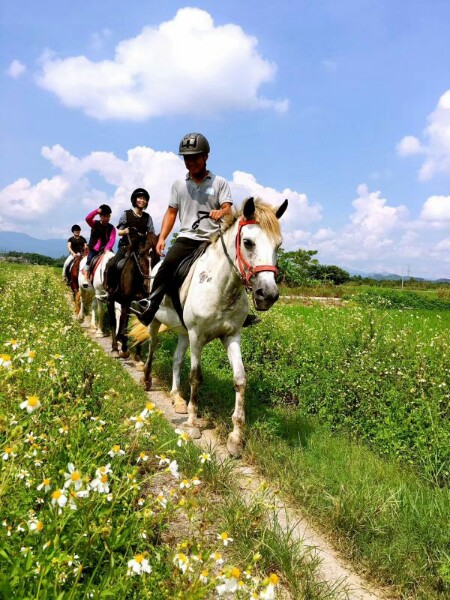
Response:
[[234, 219, 278, 290]]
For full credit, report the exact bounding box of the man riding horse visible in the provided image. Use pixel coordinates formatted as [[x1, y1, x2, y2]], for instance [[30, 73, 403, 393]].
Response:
[[131, 132, 260, 328]]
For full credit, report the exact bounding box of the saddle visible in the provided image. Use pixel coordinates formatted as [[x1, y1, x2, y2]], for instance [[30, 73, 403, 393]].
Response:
[[162, 242, 210, 326], [88, 254, 103, 283]]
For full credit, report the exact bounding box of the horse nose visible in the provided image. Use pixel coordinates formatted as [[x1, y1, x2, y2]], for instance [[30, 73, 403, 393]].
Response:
[[254, 287, 279, 303]]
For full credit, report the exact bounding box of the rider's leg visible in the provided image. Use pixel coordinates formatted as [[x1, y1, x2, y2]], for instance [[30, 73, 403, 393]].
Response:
[[130, 237, 203, 326], [242, 313, 262, 327]]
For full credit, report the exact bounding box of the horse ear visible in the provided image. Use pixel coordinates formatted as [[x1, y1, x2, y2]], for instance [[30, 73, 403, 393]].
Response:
[[243, 197, 255, 219], [275, 199, 288, 219]]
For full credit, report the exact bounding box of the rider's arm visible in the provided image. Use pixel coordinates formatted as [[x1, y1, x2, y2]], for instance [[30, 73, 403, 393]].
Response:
[[104, 226, 116, 252], [67, 241, 75, 256], [117, 212, 129, 236], [85, 208, 100, 228], [156, 207, 178, 255], [210, 202, 232, 221]]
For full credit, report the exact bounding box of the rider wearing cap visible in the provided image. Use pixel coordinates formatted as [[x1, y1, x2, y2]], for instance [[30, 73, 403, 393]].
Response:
[[131, 133, 260, 327], [105, 188, 155, 293]]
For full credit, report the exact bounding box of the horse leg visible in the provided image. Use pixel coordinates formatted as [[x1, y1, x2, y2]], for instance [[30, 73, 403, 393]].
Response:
[[170, 334, 189, 414], [184, 333, 204, 439], [141, 319, 160, 391], [221, 334, 246, 457], [74, 291, 81, 319], [94, 298, 107, 337], [118, 307, 130, 359], [108, 299, 119, 356]]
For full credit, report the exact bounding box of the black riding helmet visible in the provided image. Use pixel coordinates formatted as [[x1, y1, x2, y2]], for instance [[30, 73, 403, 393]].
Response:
[[179, 132, 210, 155], [131, 188, 150, 207], [71, 224, 81, 233]]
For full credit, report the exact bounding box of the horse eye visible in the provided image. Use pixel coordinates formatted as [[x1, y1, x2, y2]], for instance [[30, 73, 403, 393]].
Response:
[[243, 239, 254, 250]]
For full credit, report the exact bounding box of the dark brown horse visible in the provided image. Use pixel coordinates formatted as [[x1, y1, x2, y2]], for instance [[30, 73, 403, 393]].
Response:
[[106, 231, 159, 360]]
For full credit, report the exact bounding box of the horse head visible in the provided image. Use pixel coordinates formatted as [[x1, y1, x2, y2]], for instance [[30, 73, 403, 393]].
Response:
[[238, 196, 288, 311]]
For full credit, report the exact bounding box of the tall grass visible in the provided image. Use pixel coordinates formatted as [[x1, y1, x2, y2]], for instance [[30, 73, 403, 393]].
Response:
[[0, 264, 338, 599], [149, 301, 450, 598]]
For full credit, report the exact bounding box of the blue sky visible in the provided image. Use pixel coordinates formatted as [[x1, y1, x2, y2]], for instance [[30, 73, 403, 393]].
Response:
[[1, 0, 450, 277]]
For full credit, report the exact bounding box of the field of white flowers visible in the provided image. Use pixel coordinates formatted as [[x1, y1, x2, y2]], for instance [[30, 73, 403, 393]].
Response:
[[0, 264, 287, 600]]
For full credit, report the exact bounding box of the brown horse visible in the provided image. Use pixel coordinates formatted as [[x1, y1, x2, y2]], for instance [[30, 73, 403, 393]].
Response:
[[106, 231, 159, 360]]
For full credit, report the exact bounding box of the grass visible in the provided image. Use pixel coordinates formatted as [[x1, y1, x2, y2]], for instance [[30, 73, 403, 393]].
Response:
[[147, 301, 450, 599], [0, 263, 337, 600]]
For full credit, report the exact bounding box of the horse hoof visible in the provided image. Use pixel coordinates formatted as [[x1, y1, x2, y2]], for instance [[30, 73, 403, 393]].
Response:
[[141, 378, 152, 391], [184, 426, 201, 439], [135, 362, 144, 372], [119, 351, 130, 359], [94, 332, 103, 338], [174, 401, 188, 414], [227, 434, 243, 458], [110, 349, 120, 357]]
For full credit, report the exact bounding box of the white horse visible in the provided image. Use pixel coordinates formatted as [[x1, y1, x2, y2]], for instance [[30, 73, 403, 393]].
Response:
[[131, 197, 287, 456], [78, 251, 115, 337]]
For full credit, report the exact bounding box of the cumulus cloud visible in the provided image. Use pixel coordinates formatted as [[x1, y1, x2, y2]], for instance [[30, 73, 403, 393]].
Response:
[[7, 59, 26, 78], [1, 155, 448, 277], [36, 8, 288, 121], [420, 195, 450, 226], [397, 90, 450, 180]]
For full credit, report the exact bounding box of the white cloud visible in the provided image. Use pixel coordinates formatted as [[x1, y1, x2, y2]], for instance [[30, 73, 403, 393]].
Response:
[[1, 155, 448, 277], [7, 59, 26, 79], [396, 135, 422, 156], [397, 90, 450, 180], [230, 171, 321, 229], [37, 8, 288, 121], [420, 195, 450, 226]]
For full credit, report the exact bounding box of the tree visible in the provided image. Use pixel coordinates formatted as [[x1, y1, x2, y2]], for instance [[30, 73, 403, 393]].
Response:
[[308, 264, 350, 285], [277, 248, 319, 286]]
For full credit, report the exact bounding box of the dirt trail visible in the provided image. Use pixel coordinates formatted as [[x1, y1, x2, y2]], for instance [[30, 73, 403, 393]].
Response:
[[86, 328, 387, 600]]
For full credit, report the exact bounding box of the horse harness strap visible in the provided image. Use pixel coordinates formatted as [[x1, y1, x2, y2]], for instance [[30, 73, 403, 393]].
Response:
[[235, 219, 278, 289], [192, 212, 278, 290]]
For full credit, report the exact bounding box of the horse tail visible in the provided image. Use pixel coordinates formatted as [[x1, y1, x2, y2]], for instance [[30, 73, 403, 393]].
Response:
[[128, 316, 168, 346]]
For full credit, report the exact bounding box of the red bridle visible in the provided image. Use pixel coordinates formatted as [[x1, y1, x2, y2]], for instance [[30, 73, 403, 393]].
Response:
[[235, 219, 278, 290]]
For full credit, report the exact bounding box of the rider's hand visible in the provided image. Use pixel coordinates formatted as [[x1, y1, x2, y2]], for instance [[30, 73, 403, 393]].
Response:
[[156, 239, 166, 256], [123, 227, 130, 235], [209, 209, 224, 221]]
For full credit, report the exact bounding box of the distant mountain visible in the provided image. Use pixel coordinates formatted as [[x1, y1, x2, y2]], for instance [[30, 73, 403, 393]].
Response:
[[0, 231, 68, 258], [345, 268, 442, 283]]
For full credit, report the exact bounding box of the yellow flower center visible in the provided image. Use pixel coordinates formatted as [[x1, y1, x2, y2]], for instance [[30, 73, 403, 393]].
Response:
[[231, 567, 241, 579], [101, 475, 108, 484], [1, 354, 11, 362], [28, 396, 39, 407], [71, 471, 80, 481], [269, 573, 279, 585], [220, 532, 229, 540], [28, 351, 36, 358], [146, 402, 154, 410], [112, 445, 120, 452], [36, 521, 44, 531], [5, 447, 12, 454], [43, 478, 50, 486], [135, 554, 144, 563], [52, 490, 61, 500]]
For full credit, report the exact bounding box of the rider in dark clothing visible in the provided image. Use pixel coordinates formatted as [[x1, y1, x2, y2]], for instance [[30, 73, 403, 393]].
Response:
[[106, 189, 155, 292], [84, 204, 116, 275]]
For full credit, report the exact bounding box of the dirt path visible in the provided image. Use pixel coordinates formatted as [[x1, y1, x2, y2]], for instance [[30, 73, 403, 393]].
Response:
[[86, 328, 387, 600]]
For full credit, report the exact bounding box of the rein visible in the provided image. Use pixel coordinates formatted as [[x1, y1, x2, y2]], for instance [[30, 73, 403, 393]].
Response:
[[192, 212, 278, 291], [127, 231, 152, 280]]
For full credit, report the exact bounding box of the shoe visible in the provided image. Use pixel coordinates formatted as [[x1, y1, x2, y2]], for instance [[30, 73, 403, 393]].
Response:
[[242, 314, 261, 328], [130, 299, 157, 326]]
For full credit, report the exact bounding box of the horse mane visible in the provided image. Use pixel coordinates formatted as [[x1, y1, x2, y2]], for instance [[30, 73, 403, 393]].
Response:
[[214, 197, 282, 243]]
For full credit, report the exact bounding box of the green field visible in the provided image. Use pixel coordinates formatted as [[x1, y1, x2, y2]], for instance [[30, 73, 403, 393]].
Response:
[[1, 264, 449, 599], [2, 264, 332, 600], [150, 296, 450, 598]]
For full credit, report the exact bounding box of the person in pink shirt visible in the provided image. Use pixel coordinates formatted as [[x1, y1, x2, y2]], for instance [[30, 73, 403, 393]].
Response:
[[84, 204, 116, 274]]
